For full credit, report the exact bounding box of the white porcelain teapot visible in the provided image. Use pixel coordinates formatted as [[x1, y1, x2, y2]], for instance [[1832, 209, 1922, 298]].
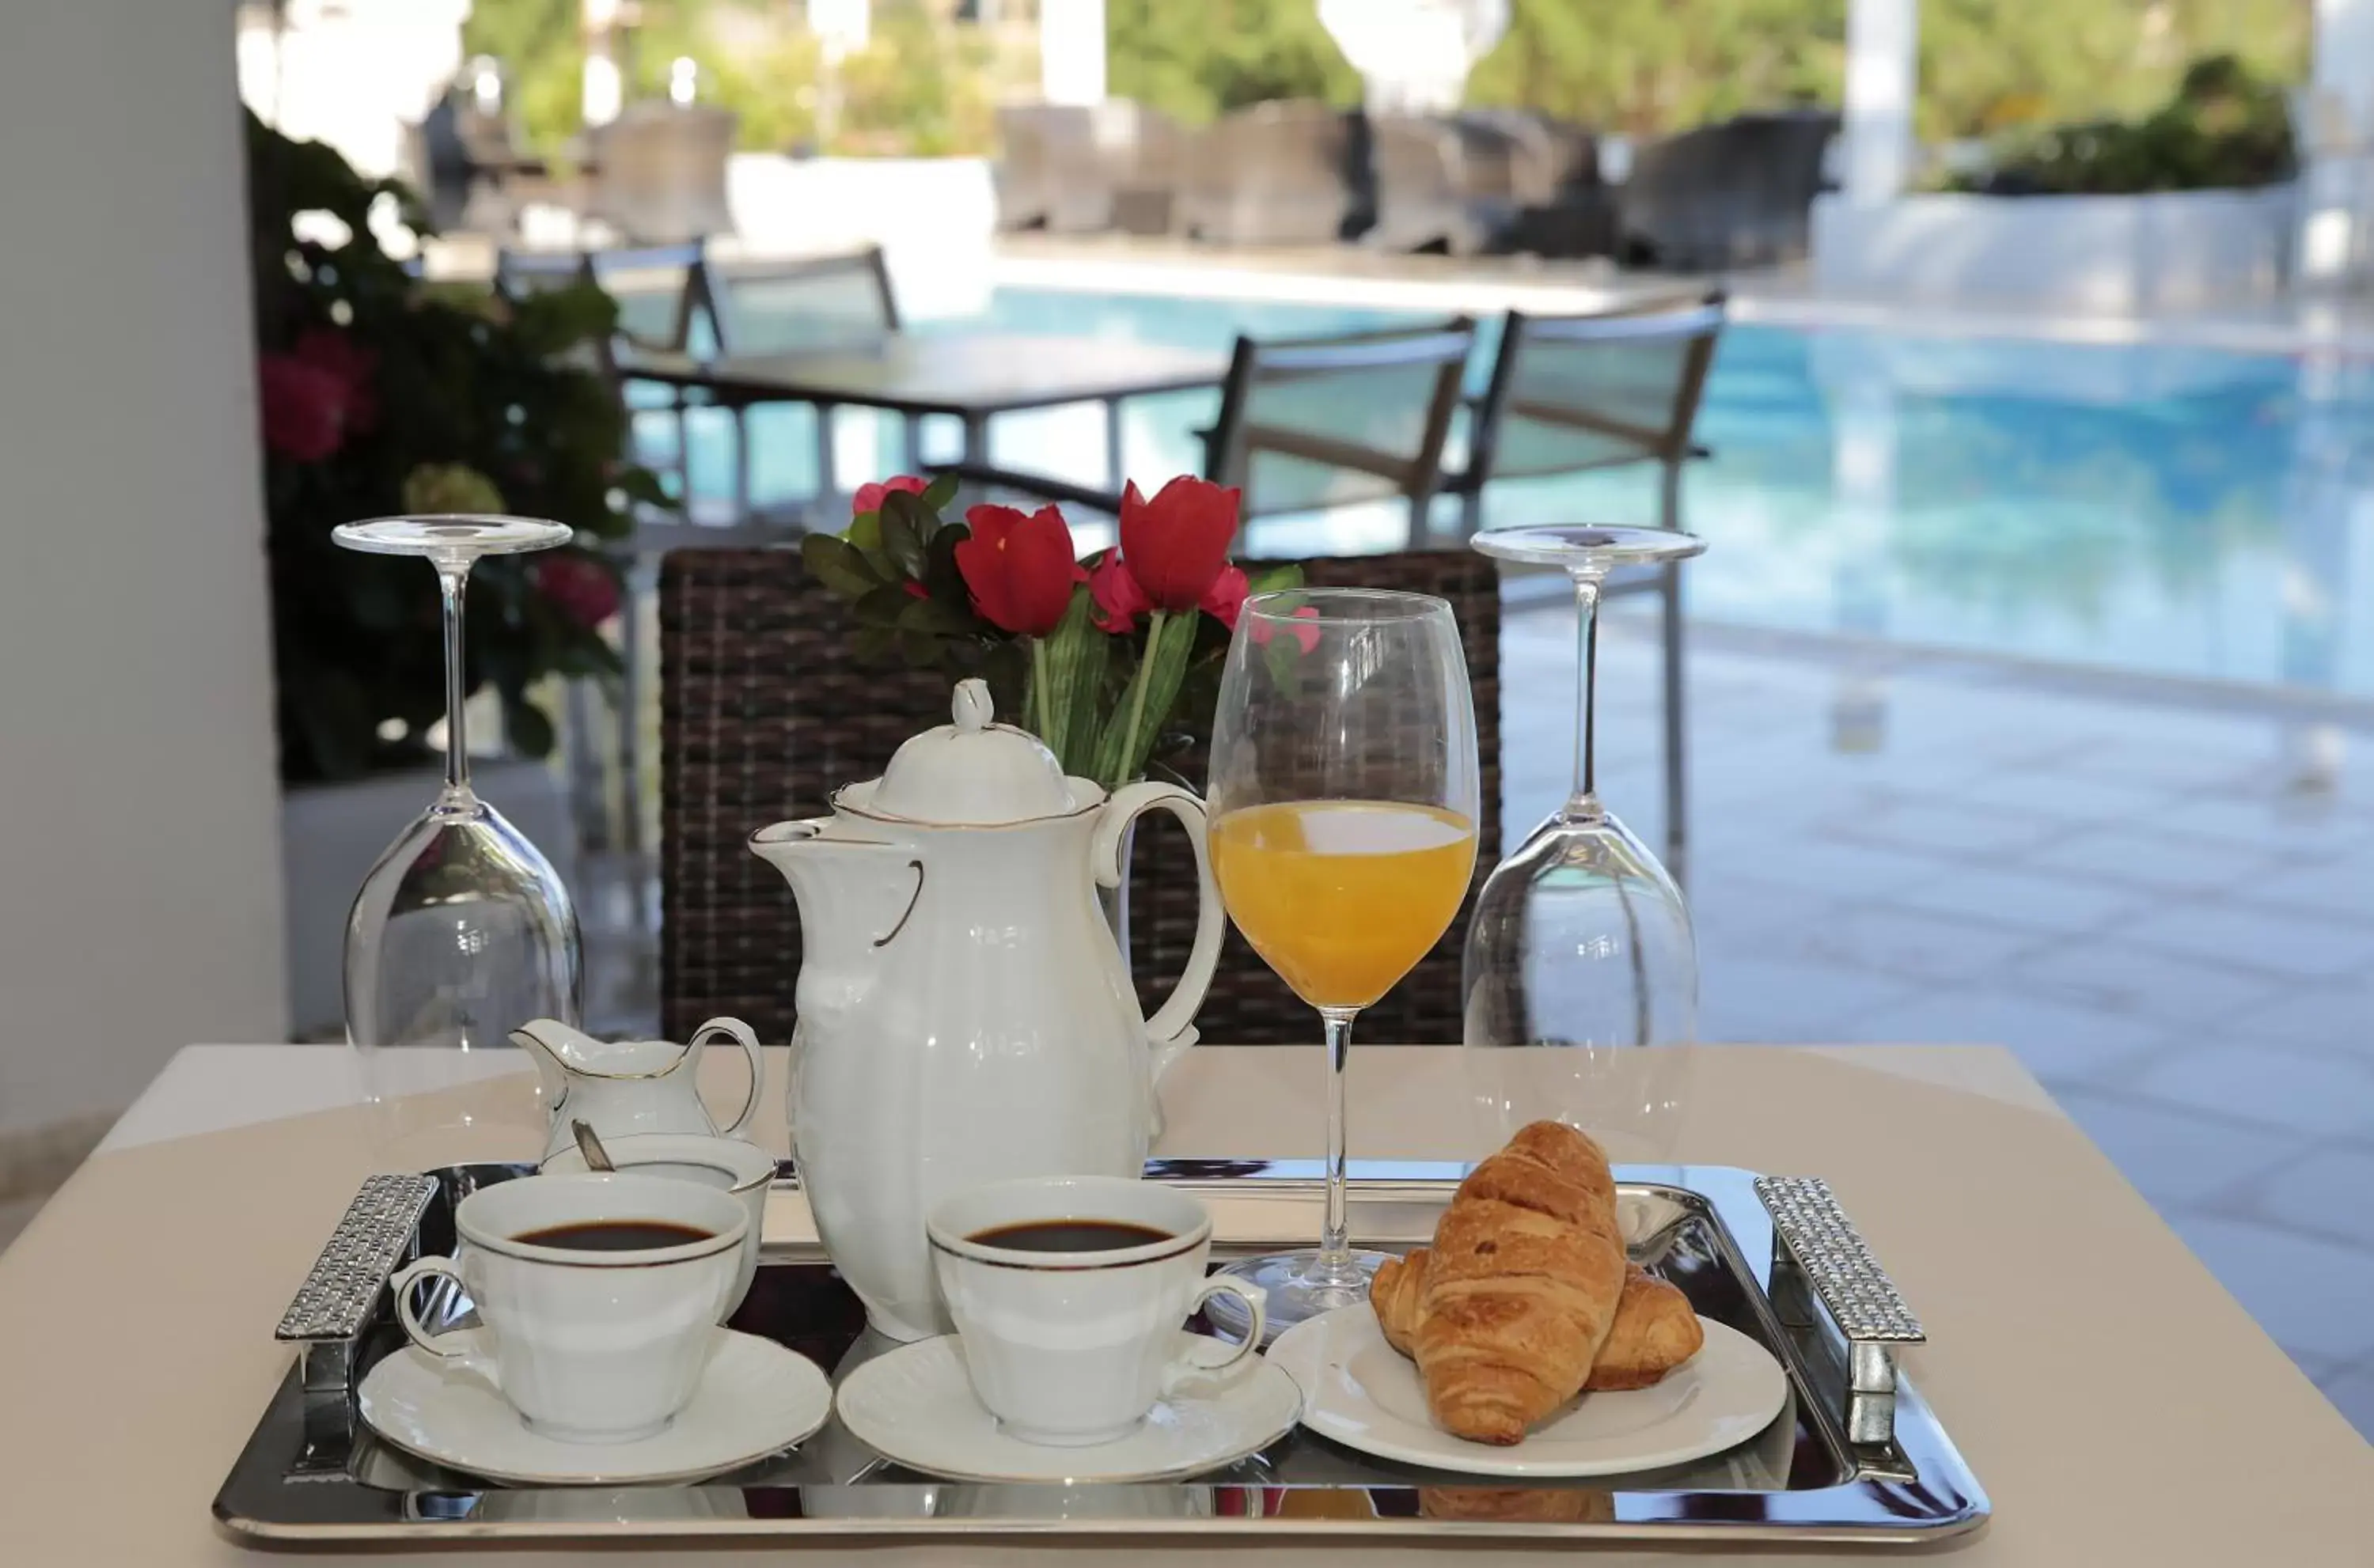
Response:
[[510, 1017, 764, 1162], [750, 679, 1223, 1341]]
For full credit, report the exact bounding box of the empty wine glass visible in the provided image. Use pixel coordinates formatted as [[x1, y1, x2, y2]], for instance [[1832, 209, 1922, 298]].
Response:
[[1204, 589, 1481, 1334], [335, 517, 582, 1070], [1463, 525, 1704, 1163]]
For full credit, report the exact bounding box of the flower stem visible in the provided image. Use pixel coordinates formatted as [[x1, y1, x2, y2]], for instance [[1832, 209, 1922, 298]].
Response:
[[1109, 608, 1166, 789], [1030, 637, 1054, 743]]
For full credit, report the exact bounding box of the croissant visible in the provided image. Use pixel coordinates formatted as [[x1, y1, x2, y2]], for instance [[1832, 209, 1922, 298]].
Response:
[[1378, 1252, 1703, 1392], [1387, 1120, 1629, 1444]]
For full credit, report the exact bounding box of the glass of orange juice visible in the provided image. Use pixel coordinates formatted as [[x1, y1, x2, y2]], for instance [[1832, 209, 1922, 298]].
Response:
[[1204, 588, 1481, 1332]]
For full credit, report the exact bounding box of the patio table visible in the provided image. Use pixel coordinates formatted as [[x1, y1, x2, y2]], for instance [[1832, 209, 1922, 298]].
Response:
[[618, 334, 1227, 513], [0, 1042, 2364, 1563]]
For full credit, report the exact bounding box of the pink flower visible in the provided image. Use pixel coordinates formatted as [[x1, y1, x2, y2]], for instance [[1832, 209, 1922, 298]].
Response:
[[1249, 603, 1322, 654], [534, 551, 620, 629], [852, 474, 928, 517], [292, 327, 378, 434], [1088, 551, 1153, 633], [256, 354, 348, 462], [1199, 565, 1250, 631]]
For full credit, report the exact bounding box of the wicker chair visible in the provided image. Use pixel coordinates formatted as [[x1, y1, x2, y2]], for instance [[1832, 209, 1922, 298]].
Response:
[[658, 548, 1501, 1047]]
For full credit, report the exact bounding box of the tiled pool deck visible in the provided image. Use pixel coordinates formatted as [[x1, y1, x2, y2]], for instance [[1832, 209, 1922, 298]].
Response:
[[1565, 598, 2374, 1437]]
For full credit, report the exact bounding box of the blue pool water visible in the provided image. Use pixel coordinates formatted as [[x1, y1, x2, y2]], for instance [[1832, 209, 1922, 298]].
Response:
[[682, 288, 2374, 700]]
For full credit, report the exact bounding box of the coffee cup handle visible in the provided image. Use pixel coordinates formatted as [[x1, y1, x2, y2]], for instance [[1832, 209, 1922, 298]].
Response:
[[1164, 1278, 1266, 1390], [392, 1257, 501, 1392]]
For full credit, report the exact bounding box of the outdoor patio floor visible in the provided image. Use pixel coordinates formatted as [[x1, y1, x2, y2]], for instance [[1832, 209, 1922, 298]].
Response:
[[1557, 599, 2374, 1439]]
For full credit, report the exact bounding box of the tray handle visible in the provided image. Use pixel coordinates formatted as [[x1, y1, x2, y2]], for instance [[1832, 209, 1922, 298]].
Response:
[[274, 1172, 440, 1395], [1754, 1176, 1924, 1445]]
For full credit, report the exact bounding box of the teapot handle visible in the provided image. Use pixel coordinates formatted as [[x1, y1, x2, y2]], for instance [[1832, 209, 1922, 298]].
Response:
[[1093, 782, 1223, 1078], [688, 1017, 765, 1137]]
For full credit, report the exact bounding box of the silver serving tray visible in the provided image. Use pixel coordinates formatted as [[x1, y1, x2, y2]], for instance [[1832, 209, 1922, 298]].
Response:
[[214, 1160, 1986, 1547]]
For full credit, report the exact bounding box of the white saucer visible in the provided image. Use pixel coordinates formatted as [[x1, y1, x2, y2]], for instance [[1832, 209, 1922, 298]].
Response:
[[358, 1328, 831, 1486], [1265, 1305, 1788, 1478], [834, 1334, 1302, 1484]]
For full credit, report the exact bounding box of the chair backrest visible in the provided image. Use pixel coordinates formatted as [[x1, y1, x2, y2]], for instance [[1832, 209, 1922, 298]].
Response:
[[494, 248, 622, 386], [700, 248, 900, 358], [1206, 317, 1477, 524], [583, 241, 705, 354], [657, 548, 1500, 1046], [587, 103, 738, 247], [1467, 293, 1725, 484]]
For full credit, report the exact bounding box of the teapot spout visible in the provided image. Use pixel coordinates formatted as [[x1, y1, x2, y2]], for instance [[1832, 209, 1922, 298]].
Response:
[[749, 820, 920, 1010]]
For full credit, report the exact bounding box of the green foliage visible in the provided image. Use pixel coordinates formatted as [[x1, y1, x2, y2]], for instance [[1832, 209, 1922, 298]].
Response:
[[461, 0, 583, 158], [1466, 0, 1842, 138], [833, 0, 997, 157], [1106, 0, 1360, 124], [1947, 54, 2296, 194], [247, 112, 653, 783]]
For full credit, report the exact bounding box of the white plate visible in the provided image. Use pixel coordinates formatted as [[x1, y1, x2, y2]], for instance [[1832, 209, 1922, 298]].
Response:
[[358, 1327, 831, 1486], [1265, 1305, 1788, 1478], [834, 1334, 1303, 1484]]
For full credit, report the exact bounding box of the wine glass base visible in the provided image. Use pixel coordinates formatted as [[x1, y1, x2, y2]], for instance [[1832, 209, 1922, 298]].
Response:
[[1203, 1249, 1392, 1344], [332, 515, 571, 563]]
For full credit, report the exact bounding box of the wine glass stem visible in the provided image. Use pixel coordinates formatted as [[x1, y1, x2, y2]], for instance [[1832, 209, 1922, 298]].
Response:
[[1318, 1005, 1357, 1266], [437, 563, 473, 798], [1568, 570, 1604, 819]]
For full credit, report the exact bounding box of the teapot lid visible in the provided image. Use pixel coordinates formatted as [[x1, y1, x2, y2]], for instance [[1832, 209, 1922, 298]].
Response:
[[855, 680, 1098, 825]]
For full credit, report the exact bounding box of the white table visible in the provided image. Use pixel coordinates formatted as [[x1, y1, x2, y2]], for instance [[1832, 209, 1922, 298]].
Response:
[[0, 1043, 2365, 1564]]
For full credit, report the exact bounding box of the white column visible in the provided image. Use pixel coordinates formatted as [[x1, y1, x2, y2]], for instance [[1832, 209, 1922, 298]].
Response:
[[0, 0, 290, 1134], [1841, 0, 1918, 204], [1038, 0, 1108, 107], [582, 0, 622, 127], [2300, 0, 2374, 286]]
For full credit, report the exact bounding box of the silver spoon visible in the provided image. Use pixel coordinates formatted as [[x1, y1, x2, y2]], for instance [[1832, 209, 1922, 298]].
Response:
[[571, 1119, 616, 1172]]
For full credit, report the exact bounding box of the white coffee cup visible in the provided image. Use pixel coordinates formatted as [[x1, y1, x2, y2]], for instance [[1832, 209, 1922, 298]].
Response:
[[540, 1133, 776, 1320], [390, 1172, 747, 1444], [927, 1175, 1265, 1447]]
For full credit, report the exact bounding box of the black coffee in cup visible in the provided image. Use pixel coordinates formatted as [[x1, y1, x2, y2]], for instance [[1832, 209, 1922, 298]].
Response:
[[968, 1219, 1172, 1252], [516, 1220, 715, 1252]]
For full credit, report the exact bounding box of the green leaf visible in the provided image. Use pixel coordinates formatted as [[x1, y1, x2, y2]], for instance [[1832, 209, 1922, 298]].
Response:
[[921, 470, 961, 512], [855, 582, 915, 626], [851, 623, 898, 665], [1037, 587, 1106, 773], [1247, 562, 1304, 595], [801, 533, 884, 600], [845, 511, 897, 580], [877, 489, 934, 578], [503, 695, 557, 759], [1094, 610, 1196, 785], [923, 523, 971, 605], [897, 595, 977, 637], [897, 628, 942, 668]]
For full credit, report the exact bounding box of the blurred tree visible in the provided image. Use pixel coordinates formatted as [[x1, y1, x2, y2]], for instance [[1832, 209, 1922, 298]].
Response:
[[461, 0, 583, 157], [834, 0, 998, 156], [1106, 0, 1360, 124]]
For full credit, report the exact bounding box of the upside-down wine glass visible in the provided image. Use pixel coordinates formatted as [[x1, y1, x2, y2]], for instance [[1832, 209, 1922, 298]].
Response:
[[1204, 589, 1481, 1335], [1462, 525, 1705, 1163], [335, 517, 584, 1081]]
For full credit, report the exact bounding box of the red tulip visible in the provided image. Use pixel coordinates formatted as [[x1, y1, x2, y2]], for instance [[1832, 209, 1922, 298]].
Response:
[[852, 474, 928, 517], [956, 504, 1085, 638], [292, 327, 379, 434], [1117, 476, 1241, 612], [256, 354, 348, 462], [535, 551, 621, 629], [1250, 603, 1322, 654], [1088, 551, 1152, 633], [1199, 565, 1250, 630]]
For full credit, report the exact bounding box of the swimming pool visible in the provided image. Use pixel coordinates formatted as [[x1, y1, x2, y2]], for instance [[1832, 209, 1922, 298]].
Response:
[[679, 287, 2374, 701]]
